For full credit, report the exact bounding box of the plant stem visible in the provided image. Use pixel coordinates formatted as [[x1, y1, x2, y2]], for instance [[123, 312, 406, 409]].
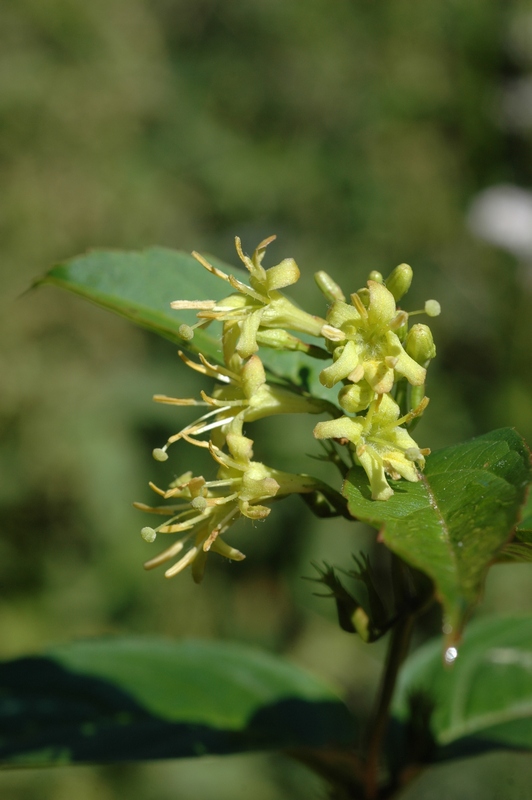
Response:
[[363, 611, 416, 800]]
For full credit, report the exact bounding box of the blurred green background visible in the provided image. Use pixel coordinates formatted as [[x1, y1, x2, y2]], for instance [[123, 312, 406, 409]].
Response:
[[2, 1, 532, 797]]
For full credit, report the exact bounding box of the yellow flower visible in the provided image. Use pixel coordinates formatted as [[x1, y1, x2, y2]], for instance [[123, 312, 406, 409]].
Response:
[[313, 394, 430, 501], [320, 281, 426, 396], [150, 351, 336, 459], [171, 237, 326, 360], [137, 420, 321, 582]]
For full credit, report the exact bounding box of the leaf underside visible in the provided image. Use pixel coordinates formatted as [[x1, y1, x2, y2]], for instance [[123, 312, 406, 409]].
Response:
[[343, 429, 531, 645], [0, 637, 356, 768]]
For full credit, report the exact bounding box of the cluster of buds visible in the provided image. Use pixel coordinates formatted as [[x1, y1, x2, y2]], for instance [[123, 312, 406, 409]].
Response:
[[137, 237, 439, 580]]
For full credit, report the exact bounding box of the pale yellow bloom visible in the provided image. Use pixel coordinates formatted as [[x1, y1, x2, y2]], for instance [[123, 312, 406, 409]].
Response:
[[313, 394, 430, 501], [320, 281, 426, 396], [171, 237, 326, 360]]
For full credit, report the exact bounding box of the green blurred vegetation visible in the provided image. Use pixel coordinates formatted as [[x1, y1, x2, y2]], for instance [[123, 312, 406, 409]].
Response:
[[1, 0, 532, 797]]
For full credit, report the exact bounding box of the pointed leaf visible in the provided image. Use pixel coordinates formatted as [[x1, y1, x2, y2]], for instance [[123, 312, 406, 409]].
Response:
[[0, 636, 356, 768], [36, 247, 242, 362], [343, 429, 531, 644], [36, 247, 332, 397], [393, 615, 532, 761]]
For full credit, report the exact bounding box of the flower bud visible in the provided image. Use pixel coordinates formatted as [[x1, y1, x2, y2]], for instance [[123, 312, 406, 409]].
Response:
[[405, 324, 436, 366], [338, 382, 375, 413], [368, 270, 383, 284], [314, 271, 346, 302], [385, 263, 413, 302]]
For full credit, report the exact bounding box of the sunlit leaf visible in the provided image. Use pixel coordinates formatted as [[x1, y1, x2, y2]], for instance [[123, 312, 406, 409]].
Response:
[[36, 247, 241, 362], [36, 247, 333, 398], [343, 429, 531, 645], [0, 636, 356, 767]]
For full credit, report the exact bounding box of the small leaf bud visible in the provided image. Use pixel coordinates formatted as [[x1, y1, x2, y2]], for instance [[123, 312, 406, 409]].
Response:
[[152, 448, 169, 461], [424, 299, 441, 317], [178, 324, 195, 341], [385, 263, 413, 302], [314, 271, 346, 302], [141, 527, 157, 543], [405, 324, 436, 366]]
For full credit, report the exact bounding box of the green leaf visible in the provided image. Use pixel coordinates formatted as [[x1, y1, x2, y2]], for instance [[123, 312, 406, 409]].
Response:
[[0, 636, 356, 767], [393, 615, 532, 762], [36, 248, 335, 399], [36, 247, 242, 362], [343, 429, 532, 644]]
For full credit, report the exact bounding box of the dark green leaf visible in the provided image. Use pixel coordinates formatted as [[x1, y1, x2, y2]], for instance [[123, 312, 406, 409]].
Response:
[[393, 615, 532, 761], [0, 636, 356, 767], [343, 429, 531, 644]]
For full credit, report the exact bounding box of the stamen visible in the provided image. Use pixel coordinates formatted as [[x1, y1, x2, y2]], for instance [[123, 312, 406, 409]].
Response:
[[144, 536, 191, 570], [351, 292, 368, 319], [153, 396, 207, 406], [208, 442, 243, 471], [170, 300, 216, 310], [165, 405, 234, 445], [211, 537, 246, 560], [203, 507, 240, 551], [321, 324, 346, 342], [159, 512, 209, 533], [180, 432, 212, 448], [394, 396, 430, 428], [191, 251, 231, 282], [347, 364, 364, 383], [228, 273, 267, 302], [165, 546, 200, 578], [197, 353, 239, 382], [200, 390, 244, 409], [389, 311, 408, 330], [149, 481, 167, 497], [235, 236, 267, 283]]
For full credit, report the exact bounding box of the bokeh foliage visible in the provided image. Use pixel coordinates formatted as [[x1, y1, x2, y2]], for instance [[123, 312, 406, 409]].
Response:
[[1, 1, 532, 797]]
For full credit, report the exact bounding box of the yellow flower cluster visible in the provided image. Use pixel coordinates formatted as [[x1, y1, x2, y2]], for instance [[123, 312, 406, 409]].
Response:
[[136, 236, 439, 580]]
